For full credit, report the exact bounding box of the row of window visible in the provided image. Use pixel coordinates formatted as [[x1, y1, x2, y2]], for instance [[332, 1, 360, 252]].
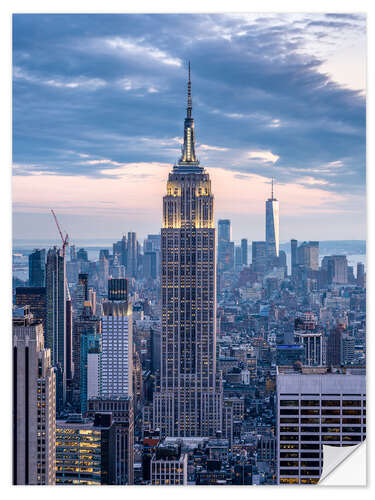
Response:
[[280, 399, 365, 407], [280, 435, 363, 442]]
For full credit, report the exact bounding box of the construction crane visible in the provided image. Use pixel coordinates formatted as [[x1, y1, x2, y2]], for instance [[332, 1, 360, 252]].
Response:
[[50, 208, 71, 300], [51, 209, 69, 258]]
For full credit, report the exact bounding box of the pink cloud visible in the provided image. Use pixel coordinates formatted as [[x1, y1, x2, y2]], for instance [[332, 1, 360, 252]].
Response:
[[13, 163, 346, 223]]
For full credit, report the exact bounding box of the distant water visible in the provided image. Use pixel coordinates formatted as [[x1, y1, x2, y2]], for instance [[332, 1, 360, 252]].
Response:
[[13, 239, 366, 271], [13, 238, 116, 249], [346, 254, 366, 269]]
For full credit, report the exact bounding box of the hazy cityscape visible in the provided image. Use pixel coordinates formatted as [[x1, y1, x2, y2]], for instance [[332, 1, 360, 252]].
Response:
[[12, 13, 366, 487]]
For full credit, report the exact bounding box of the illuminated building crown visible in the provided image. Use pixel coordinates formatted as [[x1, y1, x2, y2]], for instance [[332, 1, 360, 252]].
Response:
[[174, 62, 202, 173]]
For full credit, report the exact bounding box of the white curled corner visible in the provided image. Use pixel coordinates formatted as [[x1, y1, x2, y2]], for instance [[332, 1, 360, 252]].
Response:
[[318, 441, 366, 486]]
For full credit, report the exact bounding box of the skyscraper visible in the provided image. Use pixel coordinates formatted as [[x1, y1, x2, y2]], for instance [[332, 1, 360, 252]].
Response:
[[101, 278, 133, 398], [73, 273, 89, 319], [13, 306, 56, 485], [77, 248, 88, 261], [265, 179, 279, 259], [218, 219, 231, 243], [143, 251, 158, 279], [56, 414, 114, 485], [28, 248, 46, 287], [45, 246, 66, 413], [70, 244, 77, 261], [241, 238, 248, 266], [66, 296, 73, 402], [321, 255, 348, 284], [154, 64, 222, 437], [276, 366, 366, 485], [357, 262, 365, 287], [296, 241, 319, 271], [97, 253, 109, 294], [217, 219, 234, 272], [290, 239, 297, 277], [113, 235, 127, 268], [85, 278, 134, 484], [235, 245, 242, 270], [72, 302, 101, 413], [252, 241, 267, 274], [327, 323, 345, 366], [127, 232, 137, 278]]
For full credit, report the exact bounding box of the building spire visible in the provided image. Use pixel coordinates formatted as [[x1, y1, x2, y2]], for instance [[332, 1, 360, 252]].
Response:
[[174, 61, 200, 170], [187, 61, 192, 118], [271, 177, 274, 199]]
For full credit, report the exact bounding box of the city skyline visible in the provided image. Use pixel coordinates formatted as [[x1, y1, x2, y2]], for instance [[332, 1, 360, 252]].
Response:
[[13, 13, 366, 241], [11, 12, 367, 487]]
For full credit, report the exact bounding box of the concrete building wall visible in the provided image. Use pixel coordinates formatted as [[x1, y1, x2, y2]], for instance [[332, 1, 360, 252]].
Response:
[[276, 369, 366, 485]]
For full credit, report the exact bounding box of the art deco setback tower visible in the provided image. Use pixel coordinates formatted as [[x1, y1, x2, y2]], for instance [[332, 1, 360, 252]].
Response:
[[265, 178, 279, 259], [154, 64, 222, 437]]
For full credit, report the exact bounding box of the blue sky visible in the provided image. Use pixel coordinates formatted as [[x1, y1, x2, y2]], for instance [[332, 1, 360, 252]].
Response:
[[12, 13, 366, 242]]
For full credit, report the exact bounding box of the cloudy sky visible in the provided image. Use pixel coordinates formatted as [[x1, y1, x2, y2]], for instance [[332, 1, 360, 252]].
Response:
[[12, 13, 366, 243]]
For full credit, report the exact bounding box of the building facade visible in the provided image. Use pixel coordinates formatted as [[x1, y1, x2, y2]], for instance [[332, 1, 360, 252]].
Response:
[[72, 304, 101, 412], [321, 255, 348, 284], [29, 248, 46, 287], [276, 366, 366, 485], [56, 414, 113, 485], [101, 299, 132, 399], [297, 241, 319, 271], [85, 278, 135, 484], [154, 65, 222, 437], [241, 238, 248, 266], [127, 232, 137, 278], [13, 306, 56, 485], [265, 179, 279, 259], [87, 398, 134, 484], [45, 246, 66, 412], [150, 443, 187, 485], [252, 241, 267, 273], [15, 286, 47, 331]]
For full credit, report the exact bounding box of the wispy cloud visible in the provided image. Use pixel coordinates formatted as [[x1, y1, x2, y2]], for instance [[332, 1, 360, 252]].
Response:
[[297, 176, 329, 186], [247, 151, 279, 164], [14, 66, 106, 90], [104, 37, 182, 67], [199, 144, 228, 152]]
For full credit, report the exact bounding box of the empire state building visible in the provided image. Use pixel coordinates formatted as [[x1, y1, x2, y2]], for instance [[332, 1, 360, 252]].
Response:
[[153, 64, 222, 437]]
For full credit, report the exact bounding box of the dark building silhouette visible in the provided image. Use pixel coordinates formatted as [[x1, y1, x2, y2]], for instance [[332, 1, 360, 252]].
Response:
[[66, 297, 73, 402], [327, 324, 346, 366], [252, 241, 267, 273], [113, 235, 127, 268], [77, 248, 88, 262], [108, 278, 128, 301], [28, 249, 45, 287], [241, 238, 248, 266], [290, 239, 298, 277], [46, 247, 66, 413], [150, 327, 161, 374]]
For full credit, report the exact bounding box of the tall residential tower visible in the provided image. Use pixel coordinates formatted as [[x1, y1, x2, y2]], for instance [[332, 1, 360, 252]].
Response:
[[154, 64, 222, 437], [45, 246, 66, 413]]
